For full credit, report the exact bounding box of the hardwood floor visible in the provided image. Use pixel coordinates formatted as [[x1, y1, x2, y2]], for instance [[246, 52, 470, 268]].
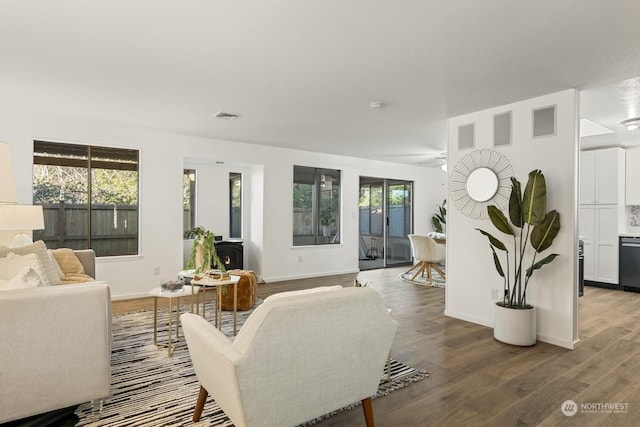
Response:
[[112, 267, 640, 426]]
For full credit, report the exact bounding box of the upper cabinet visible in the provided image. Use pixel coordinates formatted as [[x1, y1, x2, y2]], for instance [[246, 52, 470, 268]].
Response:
[[626, 148, 640, 205], [580, 148, 625, 205], [580, 150, 596, 204]]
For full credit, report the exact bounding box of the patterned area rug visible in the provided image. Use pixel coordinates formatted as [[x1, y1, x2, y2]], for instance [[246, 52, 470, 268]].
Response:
[[75, 301, 428, 426], [399, 266, 446, 288]]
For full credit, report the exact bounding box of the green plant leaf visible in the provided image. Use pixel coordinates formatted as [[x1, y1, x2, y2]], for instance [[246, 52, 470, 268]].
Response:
[[522, 169, 546, 225], [490, 245, 505, 277], [476, 228, 507, 251], [488, 205, 515, 236], [432, 217, 443, 233], [509, 177, 523, 228], [530, 210, 561, 252], [526, 253, 559, 278]]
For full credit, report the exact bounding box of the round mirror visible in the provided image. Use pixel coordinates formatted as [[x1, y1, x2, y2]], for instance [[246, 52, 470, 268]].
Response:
[[466, 167, 499, 202]]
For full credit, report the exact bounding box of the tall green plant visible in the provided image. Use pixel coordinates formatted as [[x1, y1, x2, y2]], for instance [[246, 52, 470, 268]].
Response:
[[184, 226, 225, 273], [432, 199, 446, 233], [476, 170, 560, 309]]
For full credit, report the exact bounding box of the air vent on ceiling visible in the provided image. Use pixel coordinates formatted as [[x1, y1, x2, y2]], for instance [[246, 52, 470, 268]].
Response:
[[214, 111, 240, 120]]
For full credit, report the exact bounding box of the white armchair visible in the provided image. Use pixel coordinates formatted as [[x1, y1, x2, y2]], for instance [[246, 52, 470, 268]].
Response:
[[181, 285, 398, 427]]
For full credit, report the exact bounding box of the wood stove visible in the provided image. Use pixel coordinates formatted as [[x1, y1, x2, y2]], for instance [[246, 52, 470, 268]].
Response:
[[215, 241, 243, 270]]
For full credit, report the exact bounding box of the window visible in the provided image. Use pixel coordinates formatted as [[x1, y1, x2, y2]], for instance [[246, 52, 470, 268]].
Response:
[[293, 166, 340, 246], [183, 169, 196, 233], [229, 172, 242, 238], [32, 141, 139, 257]]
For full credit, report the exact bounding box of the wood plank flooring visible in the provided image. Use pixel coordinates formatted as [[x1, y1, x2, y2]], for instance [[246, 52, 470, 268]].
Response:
[[112, 267, 640, 426]]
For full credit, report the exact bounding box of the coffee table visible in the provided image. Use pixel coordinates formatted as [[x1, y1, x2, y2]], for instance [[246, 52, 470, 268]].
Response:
[[191, 275, 241, 335], [148, 284, 200, 356]]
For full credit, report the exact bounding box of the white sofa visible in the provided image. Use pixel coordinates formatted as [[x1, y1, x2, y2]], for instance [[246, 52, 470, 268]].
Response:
[[181, 285, 398, 427], [0, 250, 112, 424]]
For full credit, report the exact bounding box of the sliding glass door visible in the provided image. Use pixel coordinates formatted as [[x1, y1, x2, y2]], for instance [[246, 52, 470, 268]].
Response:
[[359, 177, 413, 270]]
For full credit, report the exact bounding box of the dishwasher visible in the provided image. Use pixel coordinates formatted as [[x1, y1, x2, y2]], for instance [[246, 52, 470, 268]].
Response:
[[620, 236, 640, 290]]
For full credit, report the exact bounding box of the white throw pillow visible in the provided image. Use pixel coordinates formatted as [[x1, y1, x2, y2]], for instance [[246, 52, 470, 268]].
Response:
[[49, 249, 66, 280], [0, 252, 49, 286], [0, 240, 61, 285], [0, 267, 44, 290]]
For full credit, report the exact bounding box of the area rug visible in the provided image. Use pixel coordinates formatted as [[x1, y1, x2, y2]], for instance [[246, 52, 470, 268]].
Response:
[[399, 266, 446, 288], [75, 301, 428, 426]]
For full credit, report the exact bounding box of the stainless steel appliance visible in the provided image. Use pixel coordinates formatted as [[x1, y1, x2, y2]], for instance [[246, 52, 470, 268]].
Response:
[[620, 236, 640, 290], [578, 240, 584, 296]]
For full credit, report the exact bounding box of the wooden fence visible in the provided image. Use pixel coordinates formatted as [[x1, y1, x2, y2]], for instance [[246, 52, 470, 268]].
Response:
[[33, 202, 138, 257]]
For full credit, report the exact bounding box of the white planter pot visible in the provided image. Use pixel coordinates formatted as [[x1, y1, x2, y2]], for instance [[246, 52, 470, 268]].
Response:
[[493, 303, 537, 346]]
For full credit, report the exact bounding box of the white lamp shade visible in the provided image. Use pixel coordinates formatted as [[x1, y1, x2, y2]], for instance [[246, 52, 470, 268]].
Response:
[[0, 141, 18, 204], [0, 205, 45, 231]]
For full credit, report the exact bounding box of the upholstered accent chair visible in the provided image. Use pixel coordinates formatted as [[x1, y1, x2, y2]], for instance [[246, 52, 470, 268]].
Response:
[[406, 234, 446, 285], [181, 285, 397, 427]]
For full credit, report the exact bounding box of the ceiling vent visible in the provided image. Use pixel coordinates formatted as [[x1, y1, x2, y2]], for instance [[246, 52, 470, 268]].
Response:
[[214, 111, 240, 120]]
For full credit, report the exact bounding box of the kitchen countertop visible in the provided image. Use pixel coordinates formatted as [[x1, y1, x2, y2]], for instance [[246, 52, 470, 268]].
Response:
[[620, 232, 640, 238]]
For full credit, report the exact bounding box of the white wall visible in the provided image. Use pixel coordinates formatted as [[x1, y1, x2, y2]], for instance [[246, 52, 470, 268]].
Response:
[[0, 108, 444, 298], [445, 89, 579, 349]]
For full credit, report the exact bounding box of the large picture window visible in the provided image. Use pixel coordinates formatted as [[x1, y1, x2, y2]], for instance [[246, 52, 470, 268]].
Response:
[[293, 166, 340, 246], [32, 140, 139, 257]]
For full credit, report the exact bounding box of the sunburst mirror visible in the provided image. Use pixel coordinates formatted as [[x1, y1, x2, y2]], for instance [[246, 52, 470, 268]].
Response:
[[449, 149, 513, 219]]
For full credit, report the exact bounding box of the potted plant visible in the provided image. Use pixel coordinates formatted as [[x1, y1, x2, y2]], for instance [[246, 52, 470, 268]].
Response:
[[432, 199, 446, 234], [476, 169, 560, 346], [319, 208, 335, 238], [184, 226, 225, 273]]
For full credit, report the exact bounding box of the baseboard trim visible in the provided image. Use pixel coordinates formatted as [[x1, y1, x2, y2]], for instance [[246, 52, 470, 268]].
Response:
[[445, 309, 575, 350], [444, 309, 493, 328]]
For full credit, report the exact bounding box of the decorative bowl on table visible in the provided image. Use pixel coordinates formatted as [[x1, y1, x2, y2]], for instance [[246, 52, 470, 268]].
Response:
[[160, 278, 184, 293]]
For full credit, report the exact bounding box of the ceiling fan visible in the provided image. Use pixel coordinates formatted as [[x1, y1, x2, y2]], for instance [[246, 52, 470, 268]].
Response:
[[417, 152, 447, 168]]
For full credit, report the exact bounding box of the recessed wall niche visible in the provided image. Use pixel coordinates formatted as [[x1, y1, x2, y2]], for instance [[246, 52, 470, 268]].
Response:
[[458, 123, 475, 150], [532, 105, 556, 138], [493, 111, 512, 146]]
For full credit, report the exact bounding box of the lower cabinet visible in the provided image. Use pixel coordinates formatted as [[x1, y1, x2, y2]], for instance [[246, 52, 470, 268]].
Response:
[[579, 204, 619, 284]]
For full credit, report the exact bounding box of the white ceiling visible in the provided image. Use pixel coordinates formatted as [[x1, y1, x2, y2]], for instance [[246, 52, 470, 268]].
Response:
[[1, 1, 640, 165]]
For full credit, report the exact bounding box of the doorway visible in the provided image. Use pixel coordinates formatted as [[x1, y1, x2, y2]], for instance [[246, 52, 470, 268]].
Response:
[[359, 177, 413, 271]]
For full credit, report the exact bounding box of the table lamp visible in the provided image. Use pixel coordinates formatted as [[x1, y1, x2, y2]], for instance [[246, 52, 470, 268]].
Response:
[[0, 141, 17, 204], [0, 141, 45, 247]]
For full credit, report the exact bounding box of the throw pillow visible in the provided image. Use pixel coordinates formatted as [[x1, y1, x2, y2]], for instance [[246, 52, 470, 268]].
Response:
[[0, 266, 44, 290], [60, 273, 96, 284], [48, 249, 66, 280], [0, 252, 49, 286], [50, 248, 86, 275], [0, 240, 62, 286]]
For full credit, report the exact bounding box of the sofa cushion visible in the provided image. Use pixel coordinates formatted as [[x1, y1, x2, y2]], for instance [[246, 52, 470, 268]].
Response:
[[0, 266, 45, 290], [0, 252, 49, 286], [0, 241, 61, 285]]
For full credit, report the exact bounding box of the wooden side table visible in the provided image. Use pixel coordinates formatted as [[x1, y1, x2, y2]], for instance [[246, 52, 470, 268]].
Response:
[[148, 284, 200, 356]]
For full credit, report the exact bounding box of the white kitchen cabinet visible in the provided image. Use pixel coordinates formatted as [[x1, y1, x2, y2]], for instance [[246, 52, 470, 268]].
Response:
[[579, 204, 619, 284], [626, 148, 640, 205], [579, 147, 625, 285], [579, 205, 595, 280], [580, 150, 596, 204], [580, 148, 625, 205]]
